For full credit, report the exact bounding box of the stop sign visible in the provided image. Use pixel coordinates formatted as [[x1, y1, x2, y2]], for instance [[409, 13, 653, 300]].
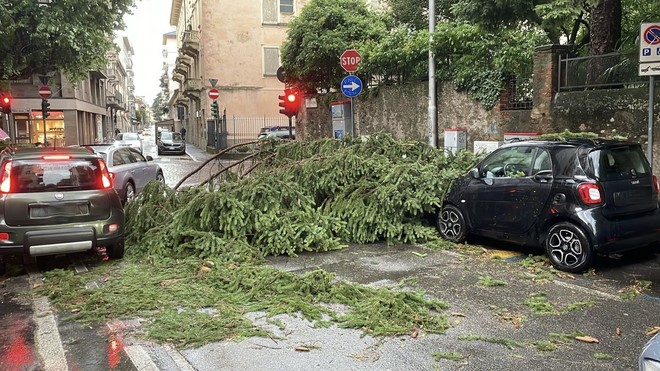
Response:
[[340, 49, 362, 73], [38, 86, 52, 99], [208, 88, 220, 100]]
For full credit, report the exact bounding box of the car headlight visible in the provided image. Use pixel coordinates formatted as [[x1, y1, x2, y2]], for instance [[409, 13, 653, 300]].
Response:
[[641, 358, 660, 371]]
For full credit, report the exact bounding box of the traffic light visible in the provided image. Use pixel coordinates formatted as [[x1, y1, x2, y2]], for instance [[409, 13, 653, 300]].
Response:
[[210, 101, 219, 119], [0, 94, 11, 114], [278, 88, 299, 118], [41, 99, 50, 118]]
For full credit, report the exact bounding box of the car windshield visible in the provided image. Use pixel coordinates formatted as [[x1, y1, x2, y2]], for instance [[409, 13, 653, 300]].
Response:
[[588, 145, 651, 180], [160, 132, 182, 140], [11, 158, 102, 192], [116, 133, 139, 141]]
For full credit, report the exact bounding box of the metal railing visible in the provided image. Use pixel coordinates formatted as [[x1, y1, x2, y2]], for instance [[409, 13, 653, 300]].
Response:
[[558, 52, 647, 92], [227, 116, 291, 146]]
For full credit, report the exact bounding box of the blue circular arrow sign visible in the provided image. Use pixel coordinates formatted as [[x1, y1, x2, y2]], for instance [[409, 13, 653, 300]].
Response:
[[341, 75, 363, 98]]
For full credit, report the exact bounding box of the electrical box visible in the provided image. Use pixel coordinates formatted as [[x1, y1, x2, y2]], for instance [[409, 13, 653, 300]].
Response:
[[331, 101, 353, 139], [444, 128, 467, 154]]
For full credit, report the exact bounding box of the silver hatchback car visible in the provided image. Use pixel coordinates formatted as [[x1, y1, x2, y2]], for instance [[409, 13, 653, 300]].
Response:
[[82, 145, 164, 204]]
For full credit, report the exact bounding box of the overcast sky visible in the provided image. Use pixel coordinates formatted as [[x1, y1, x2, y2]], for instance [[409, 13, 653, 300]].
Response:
[[122, 0, 175, 105]]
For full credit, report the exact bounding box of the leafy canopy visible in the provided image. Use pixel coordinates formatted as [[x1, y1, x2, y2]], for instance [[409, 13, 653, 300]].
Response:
[[280, 0, 387, 92], [0, 0, 134, 83]]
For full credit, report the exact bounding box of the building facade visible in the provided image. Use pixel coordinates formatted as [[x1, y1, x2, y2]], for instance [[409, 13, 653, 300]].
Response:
[[0, 34, 136, 147], [168, 0, 311, 149]]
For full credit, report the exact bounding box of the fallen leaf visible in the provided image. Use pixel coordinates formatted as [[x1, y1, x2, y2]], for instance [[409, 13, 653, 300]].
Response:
[[203, 260, 215, 268], [70, 308, 81, 313], [615, 328, 621, 336], [646, 327, 660, 336], [294, 346, 310, 352], [411, 252, 427, 258], [555, 272, 575, 280], [451, 312, 466, 317], [199, 266, 211, 273], [575, 336, 599, 344], [411, 329, 419, 338]]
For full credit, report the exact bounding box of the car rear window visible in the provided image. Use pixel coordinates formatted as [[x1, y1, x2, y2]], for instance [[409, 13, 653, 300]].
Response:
[[11, 158, 103, 192], [588, 145, 651, 181]]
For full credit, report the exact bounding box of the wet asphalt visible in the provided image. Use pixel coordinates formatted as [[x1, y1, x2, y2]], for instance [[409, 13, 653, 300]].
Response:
[[0, 140, 659, 370]]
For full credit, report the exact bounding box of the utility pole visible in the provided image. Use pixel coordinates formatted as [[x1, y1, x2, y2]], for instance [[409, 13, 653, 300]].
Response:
[[428, 0, 437, 148]]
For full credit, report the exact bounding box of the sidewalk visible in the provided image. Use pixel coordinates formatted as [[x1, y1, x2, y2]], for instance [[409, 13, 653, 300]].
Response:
[[184, 141, 213, 162]]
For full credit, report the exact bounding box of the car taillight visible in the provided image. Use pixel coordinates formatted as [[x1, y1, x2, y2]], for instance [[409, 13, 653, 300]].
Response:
[[577, 183, 603, 205], [98, 159, 113, 189], [0, 161, 12, 193], [653, 176, 659, 195]]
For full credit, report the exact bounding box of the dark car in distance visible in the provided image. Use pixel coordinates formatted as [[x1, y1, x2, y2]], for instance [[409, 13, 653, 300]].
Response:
[[0, 146, 125, 274], [157, 131, 186, 155], [438, 138, 660, 272]]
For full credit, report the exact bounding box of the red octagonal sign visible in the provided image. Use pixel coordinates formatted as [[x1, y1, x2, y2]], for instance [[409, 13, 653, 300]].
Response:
[[208, 88, 220, 100], [38, 86, 52, 99], [340, 49, 362, 73]]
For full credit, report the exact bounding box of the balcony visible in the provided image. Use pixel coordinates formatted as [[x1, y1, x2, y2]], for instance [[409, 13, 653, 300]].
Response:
[[181, 30, 200, 58], [183, 78, 201, 100], [106, 92, 124, 109], [172, 73, 184, 83]]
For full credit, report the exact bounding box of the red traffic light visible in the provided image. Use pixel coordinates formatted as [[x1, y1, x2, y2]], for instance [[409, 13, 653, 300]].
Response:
[[0, 94, 10, 114], [278, 88, 299, 118]]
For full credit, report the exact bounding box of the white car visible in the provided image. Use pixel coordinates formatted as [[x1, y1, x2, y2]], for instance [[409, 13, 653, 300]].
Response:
[[640, 333, 660, 370], [114, 132, 143, 153]]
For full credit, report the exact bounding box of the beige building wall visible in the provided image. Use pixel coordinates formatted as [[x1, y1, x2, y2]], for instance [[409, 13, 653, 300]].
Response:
[[170, 0, 310, 148]]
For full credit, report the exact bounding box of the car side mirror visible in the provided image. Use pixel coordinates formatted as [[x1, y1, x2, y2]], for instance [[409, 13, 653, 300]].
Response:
[[469, 168, 480, 179], [146, 155, 154, 161]]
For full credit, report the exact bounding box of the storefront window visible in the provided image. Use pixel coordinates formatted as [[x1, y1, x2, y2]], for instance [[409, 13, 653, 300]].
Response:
[[18, 111, 66, 146]]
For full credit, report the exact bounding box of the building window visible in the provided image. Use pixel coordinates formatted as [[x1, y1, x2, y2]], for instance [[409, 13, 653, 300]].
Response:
[[280, 0, 293, 13], [263, 47, 280, 76], [263, 0, 278, 23]]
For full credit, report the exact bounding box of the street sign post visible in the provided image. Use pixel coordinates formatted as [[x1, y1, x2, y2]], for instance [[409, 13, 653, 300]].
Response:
[[340, 49, 362, 73], [341, 75, 363, 98], [639, 23, 660, 168], [208, 88, 220, 100], [38, 86, 52, 99]]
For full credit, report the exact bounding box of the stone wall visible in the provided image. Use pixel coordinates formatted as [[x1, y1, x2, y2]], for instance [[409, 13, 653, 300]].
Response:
[[300, 82, 534, 151], [298, 45, 660, 174]]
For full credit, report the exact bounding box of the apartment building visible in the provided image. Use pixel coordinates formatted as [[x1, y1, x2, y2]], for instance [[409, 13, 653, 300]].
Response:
[[0, 34, 136, 146], [168, 0, 311, 149]]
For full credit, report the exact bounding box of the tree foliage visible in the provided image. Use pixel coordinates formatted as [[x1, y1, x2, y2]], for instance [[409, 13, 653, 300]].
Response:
[[283, 0, 659, 109], [280, 0, 388, 92], [0, 0, 134, 83]]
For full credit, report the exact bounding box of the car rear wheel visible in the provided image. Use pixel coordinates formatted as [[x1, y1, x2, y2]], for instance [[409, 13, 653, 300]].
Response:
[[545, 222, 593, 273], [437, 204, 467, 243], [106, 238, 125, 259], [123, 182, 135, 204]]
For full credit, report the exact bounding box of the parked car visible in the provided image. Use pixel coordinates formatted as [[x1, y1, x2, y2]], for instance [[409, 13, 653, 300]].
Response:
[[114, 132, 143, 153], [157, 131, 186, 155], [0, 146, 125, 275], [82, 145, 164, 204], [258, 126, 295, 140], [437, 138, 660, 272], [640, 333, 660, 370]]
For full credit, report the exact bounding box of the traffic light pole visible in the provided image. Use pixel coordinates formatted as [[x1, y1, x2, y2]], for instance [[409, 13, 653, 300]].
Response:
[[288, 116, 293, 138]]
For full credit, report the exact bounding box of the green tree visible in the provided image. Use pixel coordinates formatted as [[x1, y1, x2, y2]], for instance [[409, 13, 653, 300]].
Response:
[[0, 0, 134, 83], [152, 92, 168, 122], [280, 0, 387, 92]]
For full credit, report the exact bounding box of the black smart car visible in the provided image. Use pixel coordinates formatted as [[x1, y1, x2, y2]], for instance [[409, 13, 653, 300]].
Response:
[[438, 139, 660, 272]]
